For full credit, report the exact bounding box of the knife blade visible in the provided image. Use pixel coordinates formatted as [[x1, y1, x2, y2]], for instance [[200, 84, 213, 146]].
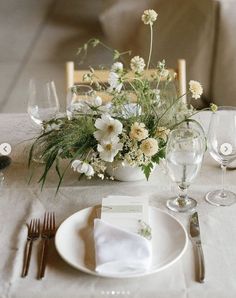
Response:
[[190, 212, 205, 283]]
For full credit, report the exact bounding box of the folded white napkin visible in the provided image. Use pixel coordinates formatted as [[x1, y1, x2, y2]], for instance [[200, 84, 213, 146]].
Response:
[[94, 218, 152, 275]]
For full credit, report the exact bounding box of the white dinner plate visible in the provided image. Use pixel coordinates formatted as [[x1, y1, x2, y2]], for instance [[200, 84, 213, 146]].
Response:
[[55, 206, 188, 278]]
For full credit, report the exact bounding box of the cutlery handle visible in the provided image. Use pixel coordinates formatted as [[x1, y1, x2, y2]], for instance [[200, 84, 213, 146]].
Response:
[[196, 243, 205, 283], [39, 238, 49, 279], [22, 240, 33, 277]]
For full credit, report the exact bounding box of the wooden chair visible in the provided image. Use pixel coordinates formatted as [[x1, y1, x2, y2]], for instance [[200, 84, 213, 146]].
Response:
[[66, 59, 187, 103]]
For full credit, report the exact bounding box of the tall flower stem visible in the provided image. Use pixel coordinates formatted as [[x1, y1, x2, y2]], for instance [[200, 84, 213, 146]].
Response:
[[147, 25, 153, 70]]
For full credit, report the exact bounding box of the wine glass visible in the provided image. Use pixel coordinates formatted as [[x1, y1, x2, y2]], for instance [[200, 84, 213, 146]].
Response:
[[0, 156, 11, 192], [166, 128, 205, 212], [27, 79, 60, 127], [206, 106, 236, 206], [66, 84, 94, 119]]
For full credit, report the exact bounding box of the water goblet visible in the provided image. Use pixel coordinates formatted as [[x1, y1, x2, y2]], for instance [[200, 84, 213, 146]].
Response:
[[206, 106, 236, 206], [166, 128, 205, 212], [66, 84, 94, 119]]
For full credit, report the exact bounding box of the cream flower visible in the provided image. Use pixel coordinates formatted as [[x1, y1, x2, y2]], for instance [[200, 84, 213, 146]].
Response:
[[108, 72, 123, 92], [141, 9, 158, 25], [130, 56, 146, 73], [129, 122, 149, 141], [189, 80, 203, 99], [210, 103, 218, 113], [44, 123, 60, 133], [140, 138, 159, 157], [94, 114, 123, 142], [155, 127, 170, 142], [97, 137, 123, 162], [111, 62, 123, 73], [71, 160, 94, 176]]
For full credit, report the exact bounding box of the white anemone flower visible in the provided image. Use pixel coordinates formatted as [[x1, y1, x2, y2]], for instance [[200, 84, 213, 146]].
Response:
[[71, 160, 94, 177], [111, 62, 123, 73], [130, 56, 146, 73], [97, 137, 123, 162], [189, 80, 203, 99], [141, 9, 158, 26], [108, 72, 123, 92], [94, 114, 123, 142]]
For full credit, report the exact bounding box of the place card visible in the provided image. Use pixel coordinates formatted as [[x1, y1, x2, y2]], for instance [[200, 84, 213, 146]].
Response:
[[101, 196, 149, 234]]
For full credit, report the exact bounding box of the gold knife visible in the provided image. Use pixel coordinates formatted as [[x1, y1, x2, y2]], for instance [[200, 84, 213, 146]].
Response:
[[189, 212, 205, 283]]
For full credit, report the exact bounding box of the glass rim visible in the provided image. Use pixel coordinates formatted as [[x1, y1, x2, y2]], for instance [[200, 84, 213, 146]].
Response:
[[214, 105, 236, 111], [169, 127, 202, 137], [69, 84, 93, 93]]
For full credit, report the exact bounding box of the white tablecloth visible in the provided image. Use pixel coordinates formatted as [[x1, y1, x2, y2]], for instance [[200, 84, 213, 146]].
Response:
[[1, 113, 236, 298]]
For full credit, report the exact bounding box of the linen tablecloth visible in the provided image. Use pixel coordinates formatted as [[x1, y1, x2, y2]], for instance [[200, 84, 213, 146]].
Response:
[[1, 113, 236, 298]]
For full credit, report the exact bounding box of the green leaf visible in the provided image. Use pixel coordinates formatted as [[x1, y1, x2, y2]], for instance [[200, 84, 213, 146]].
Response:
[[113, 50, 120, 60], [151, 147, 166, 163], [91, 38, 100, 47], [142, 162, 154, 180]]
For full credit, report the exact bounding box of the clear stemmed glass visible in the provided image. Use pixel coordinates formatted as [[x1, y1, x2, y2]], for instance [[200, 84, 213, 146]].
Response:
[[66, 84, 94, 119], [166, 128, 205, 212], [27, 79, 60, 127], [27, 79, 59, 163], [206, 106, 236, 206]]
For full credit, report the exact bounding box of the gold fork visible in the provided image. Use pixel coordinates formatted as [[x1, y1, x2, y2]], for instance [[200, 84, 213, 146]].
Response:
[[22, 218, 40, 277], [38, 212, 56, 279]]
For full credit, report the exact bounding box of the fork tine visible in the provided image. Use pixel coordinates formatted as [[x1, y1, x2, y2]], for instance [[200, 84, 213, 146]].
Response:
[[37, 219, 40, 235], [50, 212, 53, 230], [34, 219, 37, 233], [43, 213, 46, 231], [46, 212, 50, 230], [52, 212, 55, 230], [28, 219, 33, 233]]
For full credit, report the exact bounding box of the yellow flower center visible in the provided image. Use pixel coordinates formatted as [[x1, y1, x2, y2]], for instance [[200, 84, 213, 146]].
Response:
[[107, 125, 114, 133], [105, 144, 112, 151]]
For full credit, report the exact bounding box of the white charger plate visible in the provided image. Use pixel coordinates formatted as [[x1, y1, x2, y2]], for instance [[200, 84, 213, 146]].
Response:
[[55, 206, 188, 278]]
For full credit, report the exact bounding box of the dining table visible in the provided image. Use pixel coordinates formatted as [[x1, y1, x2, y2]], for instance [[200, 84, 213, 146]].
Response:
[[0, 111, 236, 298]]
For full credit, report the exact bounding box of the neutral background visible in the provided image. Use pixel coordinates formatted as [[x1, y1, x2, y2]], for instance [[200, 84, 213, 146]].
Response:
[[1, 0, 236, 113]]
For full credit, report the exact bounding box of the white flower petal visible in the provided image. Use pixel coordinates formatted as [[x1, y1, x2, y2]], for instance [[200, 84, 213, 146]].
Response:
[[71, 160, 82, 171]]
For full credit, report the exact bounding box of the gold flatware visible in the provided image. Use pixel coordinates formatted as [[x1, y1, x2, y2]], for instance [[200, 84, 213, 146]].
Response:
[[22, 218, 40, 277], [38, 212, 56, 279]]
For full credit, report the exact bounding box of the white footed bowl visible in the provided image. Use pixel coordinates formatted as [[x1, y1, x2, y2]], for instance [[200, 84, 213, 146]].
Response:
[[106, 161, 147, 182]]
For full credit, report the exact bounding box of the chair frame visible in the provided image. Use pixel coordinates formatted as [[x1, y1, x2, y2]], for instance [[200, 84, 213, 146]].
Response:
[[66, 59, 187, 103]]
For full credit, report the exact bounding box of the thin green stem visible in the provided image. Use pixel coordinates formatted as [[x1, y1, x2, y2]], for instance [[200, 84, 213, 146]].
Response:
[[157, 92, 189, 125], [147, 25, 153, 70]]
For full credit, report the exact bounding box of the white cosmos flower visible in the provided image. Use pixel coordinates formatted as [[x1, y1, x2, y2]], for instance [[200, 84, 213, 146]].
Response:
[[94, 114, 123, 142], [97, 137, 123, 162], [71, 160, 94, 176], [130, 56, 146, 73], [108, 72, 123, 92], [141, 9, 158, 25], [111, 62, 123, 73], [189, 80, 203, 99]]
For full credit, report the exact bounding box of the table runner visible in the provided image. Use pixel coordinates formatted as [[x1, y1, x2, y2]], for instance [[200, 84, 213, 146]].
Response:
[[0, 113, 236, 298]]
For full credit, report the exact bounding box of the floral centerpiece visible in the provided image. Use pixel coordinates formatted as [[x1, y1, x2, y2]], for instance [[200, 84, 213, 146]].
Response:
[[29, 9, 204, 191]]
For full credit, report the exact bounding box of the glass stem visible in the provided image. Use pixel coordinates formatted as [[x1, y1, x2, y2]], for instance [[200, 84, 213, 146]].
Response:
[[177, 186, 188, 207], [220, 164, 227, 198], [0, 172, 4, 192]]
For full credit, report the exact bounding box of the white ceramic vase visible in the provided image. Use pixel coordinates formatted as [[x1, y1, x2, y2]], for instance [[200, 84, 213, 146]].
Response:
[[106, 161, 146, 182]]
